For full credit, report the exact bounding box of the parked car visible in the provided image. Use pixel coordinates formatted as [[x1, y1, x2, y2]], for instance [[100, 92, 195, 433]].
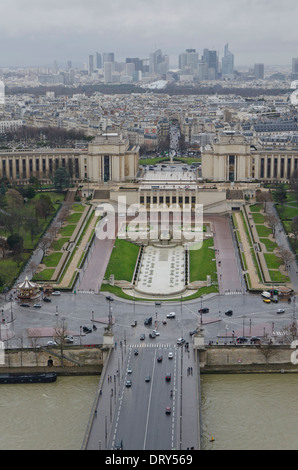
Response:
[[250, 337, 261, 344], [236, 337, 248, 344], [65, 335, 74, 343]]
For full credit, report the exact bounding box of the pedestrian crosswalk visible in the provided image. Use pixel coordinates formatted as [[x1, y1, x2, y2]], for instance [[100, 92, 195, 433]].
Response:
[[129, 343, 177, 349], [224, 290, 244, 295]]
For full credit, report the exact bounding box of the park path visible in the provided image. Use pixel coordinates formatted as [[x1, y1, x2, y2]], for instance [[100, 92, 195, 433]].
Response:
[[233, 211, 267, 290], [56, 210, 99, 289], [206, 216, 243, 294]]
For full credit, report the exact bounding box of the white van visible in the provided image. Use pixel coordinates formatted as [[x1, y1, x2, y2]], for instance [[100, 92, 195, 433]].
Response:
[[261, 291, 271, 299]]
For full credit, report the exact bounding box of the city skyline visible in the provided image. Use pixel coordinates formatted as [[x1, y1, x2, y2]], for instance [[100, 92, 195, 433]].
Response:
[[0, 0, 298, 68]]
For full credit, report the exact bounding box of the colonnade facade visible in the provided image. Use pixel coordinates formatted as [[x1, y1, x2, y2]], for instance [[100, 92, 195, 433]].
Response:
[[202, 131, 298, 182], [0, 132, 140, 184]]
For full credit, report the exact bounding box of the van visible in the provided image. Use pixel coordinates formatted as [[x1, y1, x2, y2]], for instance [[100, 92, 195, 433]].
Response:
[[261, 291, 271, 299]]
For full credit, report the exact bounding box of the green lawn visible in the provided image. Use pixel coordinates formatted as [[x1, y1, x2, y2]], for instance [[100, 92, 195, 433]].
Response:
[[264, 253, 283, 269], [33, 268, 55, 281], [250, 204, 262, 212], [42, 252, 63, 267], [259, 238, 278, 252], [255, 225, 272, 238], [251, 213, 265, 224], [189, 238, 217, 283], [59, 225, 76, 237], [104, 238, 140, 282], [52, 238, 69, 251]]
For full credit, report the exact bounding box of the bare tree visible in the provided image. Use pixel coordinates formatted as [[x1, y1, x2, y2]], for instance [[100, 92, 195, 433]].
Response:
[[265, 213, 279, 238], [277, 247, 295, 270]]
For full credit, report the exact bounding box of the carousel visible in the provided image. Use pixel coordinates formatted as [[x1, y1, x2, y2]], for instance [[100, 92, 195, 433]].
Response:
[[17, 276, 41, 300]]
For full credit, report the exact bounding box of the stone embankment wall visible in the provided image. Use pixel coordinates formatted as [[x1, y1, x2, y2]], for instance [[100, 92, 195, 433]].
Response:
[[200, 345, 298, 372], [0, 346, 105, 375]]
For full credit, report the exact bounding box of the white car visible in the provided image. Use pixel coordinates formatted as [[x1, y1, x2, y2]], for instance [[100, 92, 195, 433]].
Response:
[[277, 309, 285, 314], [52, 291, 61, 296], [168, 352, 173, 359], [166, 312, 176, 318]]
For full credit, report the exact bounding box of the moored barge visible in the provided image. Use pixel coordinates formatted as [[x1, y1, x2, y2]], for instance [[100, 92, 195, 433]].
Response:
[[0, 372, 57, 384]]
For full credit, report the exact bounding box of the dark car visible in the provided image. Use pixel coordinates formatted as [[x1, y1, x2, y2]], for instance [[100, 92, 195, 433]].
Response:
[[250, 337, 261, 344], [225, 310, 233, 316], [189, 329, 198, 336], [198, 307, 209, 313], [20, 303, 30, 308], [115, 440, 123, 450], [144, 317, 153, 325], [236, 336, 248, 344], [82, 326, 92, 334]]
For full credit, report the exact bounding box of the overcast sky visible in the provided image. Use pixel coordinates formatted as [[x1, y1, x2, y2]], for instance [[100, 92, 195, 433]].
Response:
[[0, 0, 298, 68]]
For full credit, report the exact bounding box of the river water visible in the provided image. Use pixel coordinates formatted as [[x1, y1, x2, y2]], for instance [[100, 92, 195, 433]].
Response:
[[0, 376, 99, 450], [201, 373, 298, 450], [0, 374, 297, 450]]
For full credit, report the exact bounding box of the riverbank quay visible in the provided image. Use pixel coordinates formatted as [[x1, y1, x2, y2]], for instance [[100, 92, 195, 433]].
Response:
[[0, 345, 105, 372], [199, 344, 298, 371]]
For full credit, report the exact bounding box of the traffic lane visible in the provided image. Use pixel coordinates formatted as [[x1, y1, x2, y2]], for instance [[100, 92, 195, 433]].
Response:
[[111, 348, 157, 450], [144, 348, 178, 450]]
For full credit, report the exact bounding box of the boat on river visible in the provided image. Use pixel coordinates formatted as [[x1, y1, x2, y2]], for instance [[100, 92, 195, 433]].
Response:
[[0, 372, 57, 384]]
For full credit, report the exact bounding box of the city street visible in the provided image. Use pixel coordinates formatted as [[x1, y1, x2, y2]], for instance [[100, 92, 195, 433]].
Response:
[[1, 290, 296, 349]]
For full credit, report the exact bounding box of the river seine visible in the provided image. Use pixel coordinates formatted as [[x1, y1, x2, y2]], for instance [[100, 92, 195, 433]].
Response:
[[1, 374, 297, 450], [0, 376, 99, 450], [201, 373, 298, 450]]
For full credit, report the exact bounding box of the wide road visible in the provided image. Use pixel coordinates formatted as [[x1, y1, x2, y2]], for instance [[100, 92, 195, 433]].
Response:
[[109, 344, 180, 451]]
